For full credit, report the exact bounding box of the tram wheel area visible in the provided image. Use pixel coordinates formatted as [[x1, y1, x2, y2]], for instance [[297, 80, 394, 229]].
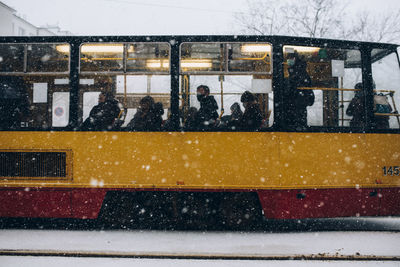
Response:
[[97, 191, 264, 231]]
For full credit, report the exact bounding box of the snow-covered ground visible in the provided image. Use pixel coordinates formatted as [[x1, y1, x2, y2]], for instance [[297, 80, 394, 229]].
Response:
[[1, 257, 399, 267], [0, 217, 399, 266]]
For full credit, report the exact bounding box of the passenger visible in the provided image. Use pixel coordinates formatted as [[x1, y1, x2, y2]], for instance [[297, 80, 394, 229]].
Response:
[[161, 108, 175, 131], [194, 85, 218, 130], [283, 53, 315, 129], [346, 83, 365, 127], [127, 96, 162, 131], [154, 102, 164, 128], [373, 93, 392, 129], [221, 102, 243, 129], [81, 91, 120, 131], [183, 107, 198, 131], [237, 91, 262, 131], [230, 102, 243, 121]]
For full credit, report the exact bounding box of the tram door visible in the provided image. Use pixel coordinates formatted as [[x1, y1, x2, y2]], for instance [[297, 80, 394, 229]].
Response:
[[281, 45, 382, 216]]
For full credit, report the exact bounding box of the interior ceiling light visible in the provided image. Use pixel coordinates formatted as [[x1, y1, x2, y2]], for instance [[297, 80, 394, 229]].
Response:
[[284, 45, 320, 53], [146, 59, 170, 68], [56, 44, 134, 53], [241, 44, 271, 53], [181, 59, 212, 68]]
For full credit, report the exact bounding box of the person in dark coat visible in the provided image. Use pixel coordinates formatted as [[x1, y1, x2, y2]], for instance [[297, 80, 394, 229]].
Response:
[[221, 102, 244, 129], [153, 102, 164, 129], [127, 96, 162, 131], [183, 107, 198, 131], [283, 54, 315, 129], [194, 85, 219, 130], [238, 91, 263, 131], [346, 83, 365, 127], [81, 91, 120, 130]]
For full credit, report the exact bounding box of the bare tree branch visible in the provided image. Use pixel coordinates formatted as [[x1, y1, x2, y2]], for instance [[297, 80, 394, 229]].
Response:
[[234, 0, 400, 44]]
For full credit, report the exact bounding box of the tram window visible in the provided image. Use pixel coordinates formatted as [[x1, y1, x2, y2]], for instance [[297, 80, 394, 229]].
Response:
[[282, 45, 362, 128], [179, 42, 273, 131], [0, 42, 71, 129], [115, 75, 170, 126], [78, 43, 171, 131], [180, 43, 225, 73], [126, 43, 170, 73], [80, 43, 124, 72], [0, 75, 70, 130], [0, 44, 24, 72], [228, 43, 272, 73], [79, 74, 170, 130], [27, 44, 69, 73], [371, 49, 400, 129]]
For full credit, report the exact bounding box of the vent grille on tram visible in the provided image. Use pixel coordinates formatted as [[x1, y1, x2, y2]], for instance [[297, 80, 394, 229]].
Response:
[[0, 151, 68, 179]]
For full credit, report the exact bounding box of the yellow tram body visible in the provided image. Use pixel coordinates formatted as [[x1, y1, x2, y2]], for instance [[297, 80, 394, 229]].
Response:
[[1, 131, 399, 190]]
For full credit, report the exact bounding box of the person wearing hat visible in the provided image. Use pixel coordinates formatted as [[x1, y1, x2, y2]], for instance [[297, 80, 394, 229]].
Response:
[[237, 91, 262, 131]]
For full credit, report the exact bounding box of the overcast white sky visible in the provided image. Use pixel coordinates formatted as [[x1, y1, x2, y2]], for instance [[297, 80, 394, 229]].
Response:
[[3, 0, 400, 35]]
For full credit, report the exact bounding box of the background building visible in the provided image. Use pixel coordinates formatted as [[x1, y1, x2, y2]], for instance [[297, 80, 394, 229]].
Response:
[[0, 1, 72, 36]]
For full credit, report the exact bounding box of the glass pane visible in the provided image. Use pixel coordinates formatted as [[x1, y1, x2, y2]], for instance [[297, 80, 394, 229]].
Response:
[[0, 75, 69, 130], [0, 44, 24, 72], [371, 49, 400, 129], [282, 45, 362, 128], [126, 43, 170, 73], [78, 74, 170, 131], [228, 43, 272, 73], [180, 43, 224, 73], [80, 43, 124, 72], [27, 44, 69, 72], [179, 75, 273, 130]]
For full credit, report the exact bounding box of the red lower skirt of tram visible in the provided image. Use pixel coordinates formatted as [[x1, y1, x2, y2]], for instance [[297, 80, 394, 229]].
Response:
[[0, 187, 398, 219]]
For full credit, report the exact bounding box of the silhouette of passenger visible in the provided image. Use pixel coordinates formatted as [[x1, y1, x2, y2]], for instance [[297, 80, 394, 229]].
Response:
[[221, 102, 244, 129], [127, 96, 162, 131], [283, 54, 314, 129], [238, 91, 262, 131], [183, 107, 198, 131], [346, 83, 365, 127], [194, 85, 218, 130], [81, 91, 120, 130]]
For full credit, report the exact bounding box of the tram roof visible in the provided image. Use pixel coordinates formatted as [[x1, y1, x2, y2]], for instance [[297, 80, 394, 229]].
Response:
[[0, 35, 398, 48]]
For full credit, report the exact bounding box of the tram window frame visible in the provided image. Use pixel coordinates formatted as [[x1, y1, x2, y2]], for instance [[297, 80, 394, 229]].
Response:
[[280, 44, 363, 130], [79, 42, 171, 75], [179, 42, 273, 75], [370, 48, 400, 130], [0, 43, 25, 73], [77, 42, 172, 131], [0, 43, 70, 74], [178, 42, 274, 131], [0, 43, 71, 131]]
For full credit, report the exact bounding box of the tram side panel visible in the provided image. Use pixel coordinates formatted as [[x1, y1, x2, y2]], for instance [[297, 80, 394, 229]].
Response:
[[0, 131, 399, 220], [262, 132, 400, 219], [366, 134, 400, 216], [0, 131, 282, 219], [258, 132, 383, 219]]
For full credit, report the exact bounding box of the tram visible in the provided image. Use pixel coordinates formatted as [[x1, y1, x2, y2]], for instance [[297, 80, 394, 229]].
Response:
[[0, 35, 399, 227]]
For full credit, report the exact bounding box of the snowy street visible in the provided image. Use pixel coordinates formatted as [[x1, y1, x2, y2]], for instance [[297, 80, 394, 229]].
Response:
[[0, 217, 399, 266]]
